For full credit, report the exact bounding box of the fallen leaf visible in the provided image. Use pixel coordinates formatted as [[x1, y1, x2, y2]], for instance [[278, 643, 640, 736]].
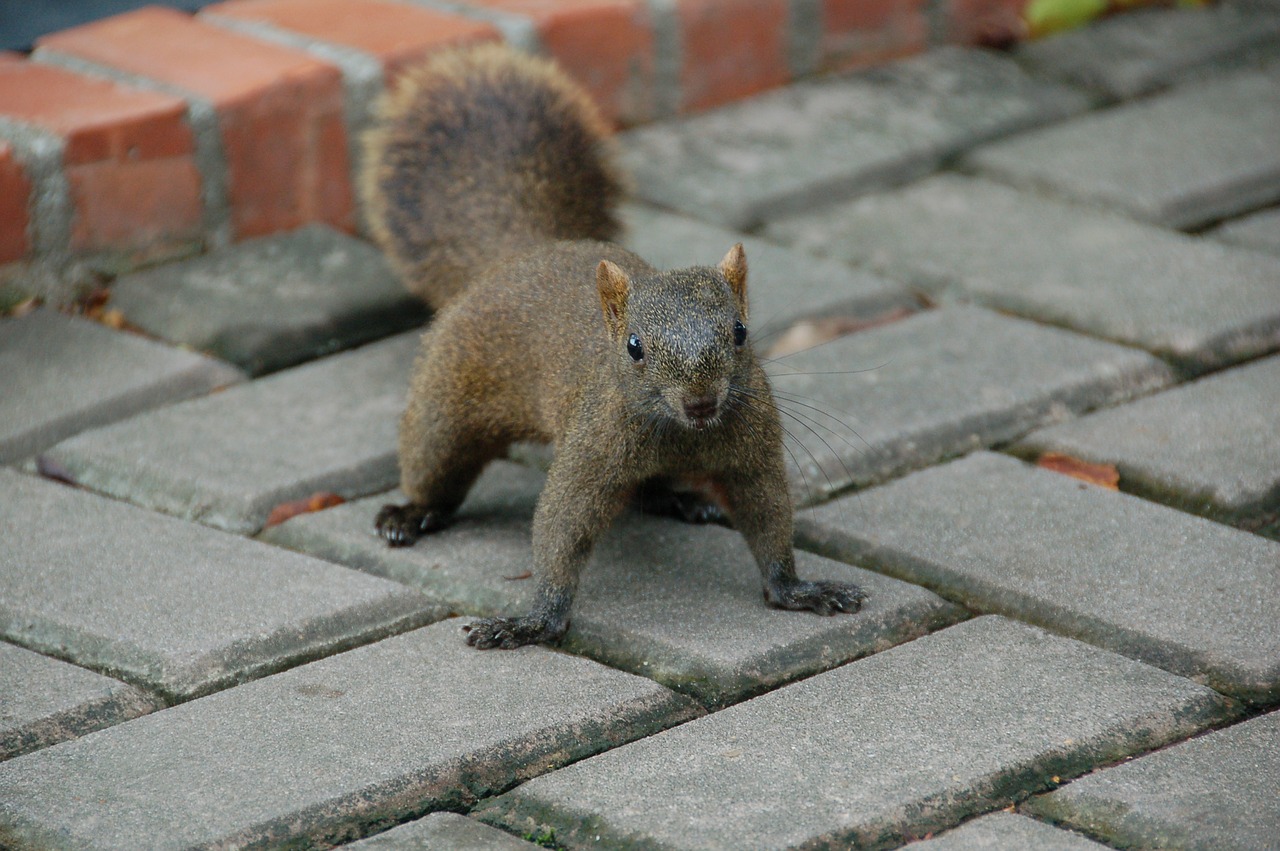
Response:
[[1037, 452, 1119, 490], [35, 455, 78, 486], [502, 571, 533, 581], [264, 492, 345, 527], [765, 307, 914, 358], [99, 307, 127, 329]]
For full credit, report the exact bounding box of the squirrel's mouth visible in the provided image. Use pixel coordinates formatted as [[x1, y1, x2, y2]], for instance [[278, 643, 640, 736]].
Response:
[[682, 394, 720, 430]]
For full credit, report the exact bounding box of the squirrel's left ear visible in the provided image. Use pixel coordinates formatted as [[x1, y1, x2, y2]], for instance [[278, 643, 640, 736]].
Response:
[[597, 259, 631, 338], [719, 243, 748, 320]]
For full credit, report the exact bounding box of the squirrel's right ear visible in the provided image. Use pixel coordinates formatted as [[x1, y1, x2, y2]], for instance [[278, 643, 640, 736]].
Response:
[[597, 260, 631, 337]]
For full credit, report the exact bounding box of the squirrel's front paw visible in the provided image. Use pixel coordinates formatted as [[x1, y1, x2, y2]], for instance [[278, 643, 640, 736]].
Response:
[[766, 578, 868, 616], [463, 616, 565, 649], [374, 503, 450, 547]]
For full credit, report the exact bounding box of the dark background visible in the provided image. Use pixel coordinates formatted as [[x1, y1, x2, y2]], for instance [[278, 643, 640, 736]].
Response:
[[1, 1, 213, 52]]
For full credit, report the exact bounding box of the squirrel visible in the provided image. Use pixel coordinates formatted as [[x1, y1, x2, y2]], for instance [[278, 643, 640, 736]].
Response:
[[361, 44, 867, 649]]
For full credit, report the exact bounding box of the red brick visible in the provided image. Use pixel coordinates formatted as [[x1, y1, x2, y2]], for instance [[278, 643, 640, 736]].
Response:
[[676, 0, 789, 112], [41, 6, 355, 238], [67, 157, 204, 252], [0, 141, 32, 263], [205, 0, 500, 80], [821, 0, 928, 71], [465, 0, 655, 125], [945, 0, 1030, 47]]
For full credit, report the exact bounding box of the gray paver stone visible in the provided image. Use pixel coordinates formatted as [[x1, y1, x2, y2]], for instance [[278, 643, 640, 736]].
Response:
[[0, 468, 443, 702], [1013, 355, 1280, 536], [1014, 4, 1280, 99], [0, 309, 243, 464], [966, 63, 1280, 229], [759, 305, 1172, 503], [1214, 206, 1280, 256], [262, 461, 966, 707], [109, 224, 429, 376], [0, 642, 160, 762], [0, 619, 701, 850], [1026, 710, 1280, 850], [906, 812, 1109, 850], [766, 174, 1280, 374], [796, 451, 1280, 703], [36, 331, 419, 534], [346, 813, 542, 850], [475, 616, 1228, 850], [620, 47, 1090, 230]]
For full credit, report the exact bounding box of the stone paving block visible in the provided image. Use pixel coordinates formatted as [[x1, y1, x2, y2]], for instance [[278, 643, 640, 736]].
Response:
[[795, 452, 1280, 704], [756, 305, 1172, 503], [475, 616, 1229, 850], [1012, 355, 1280, 537], [36, 331, 419, 535], [619, 47, 1091, 230], [0, 619, 701, 850], [1026, 710, 1280, 850], [619, 203, 917, 343], [0, 468, 442, 702], [0, 309, 243, 464], [1214, 205, 1280, 256], [1014, 4, 1280, 99], [0, 642, 160, 762], [908, 811, 1108, 849], [965, 64, 1280, 229], [262, 461, 966, 708], [766, 174, 1280, 374], [109, 225, 429, 376], [346, 812, 541, 850]]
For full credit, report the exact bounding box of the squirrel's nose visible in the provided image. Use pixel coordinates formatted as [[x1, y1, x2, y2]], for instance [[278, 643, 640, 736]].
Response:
[[683, 394, 719, 426]]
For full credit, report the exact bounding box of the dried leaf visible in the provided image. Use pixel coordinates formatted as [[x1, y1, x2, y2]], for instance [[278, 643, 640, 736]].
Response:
[[502, 571, 533, 581], [35, 455, 78, 486], [99, 307, 127, 329], [765, 308, 914, 358], [1037, 452, 1119, 490], [264, 492, 345, 527]]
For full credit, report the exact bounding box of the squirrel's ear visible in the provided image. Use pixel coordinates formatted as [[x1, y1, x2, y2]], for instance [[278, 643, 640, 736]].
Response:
[[596, 260, 630, 337], [719, 243, 748, 319]]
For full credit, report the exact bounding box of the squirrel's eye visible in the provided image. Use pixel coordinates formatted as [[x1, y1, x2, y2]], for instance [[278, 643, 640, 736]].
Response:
[[733, 320, 748, 347], [627, 333, 644, 362]]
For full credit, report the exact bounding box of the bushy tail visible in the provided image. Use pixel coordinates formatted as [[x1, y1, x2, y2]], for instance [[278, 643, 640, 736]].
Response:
[[361, 44, 626, 310]]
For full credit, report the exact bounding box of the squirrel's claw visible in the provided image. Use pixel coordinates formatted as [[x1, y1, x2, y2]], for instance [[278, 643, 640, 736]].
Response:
[[375, 503, 450, 547], [766, 578, 868, 616], [463, 615, 565, 649]]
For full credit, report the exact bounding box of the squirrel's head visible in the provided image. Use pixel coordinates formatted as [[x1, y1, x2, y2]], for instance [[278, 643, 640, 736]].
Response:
[[597, 244, 752, 431]]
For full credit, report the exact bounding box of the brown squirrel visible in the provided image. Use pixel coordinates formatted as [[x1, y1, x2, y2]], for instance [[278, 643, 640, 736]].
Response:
[[362, 44, 866, 649]]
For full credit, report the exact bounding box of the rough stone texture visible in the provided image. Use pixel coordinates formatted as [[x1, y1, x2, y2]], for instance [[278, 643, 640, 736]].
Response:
[[757, 305, 1172, 503], [619, 47, 1091, 230], [907, 812, 1109, 850], [36, 331, 418, 534], [619, 203, 917, 342], [767, 174, 1280, 374], [0, 309, 243, 464], [263, 461, 966, 707], [1014, 3, 1280, 99], [1013, 355, 1280, 537], [0, 642, 160, 762], [475, 616, 1228, 850], [1214, 205, 1280, 256], [346, 813, 542, 850], [0, 620, 701, 851], [0, 468, 442, 702], [796, 452, 1280, 704], [965, 63, 1280, 229], [109, 224, 429, 376], [1026, 711, 1280, 850]]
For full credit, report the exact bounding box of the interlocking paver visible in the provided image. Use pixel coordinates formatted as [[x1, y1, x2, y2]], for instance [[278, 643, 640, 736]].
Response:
[[795, 451, 1280, 703], [766, 174, 1280, 374], [0, 620, 701, 850], [1025, 710, 1280, 850], [346, 812, 541, 849], [1013, 355, 1280, 537], [619, 46, 1090, 230], [36, 331, 418, 534], [1214, 206, 1280, 256], [262, 461, 965, 707], [475, 616, 1228, 849], [1014, 3, 1280, 99], [0, 309, 243, 464], [108, 225, 428, 376], [0, 468, 442, 702], [965, 63, 1280, 229], [757, 305, 1171, 503], [0, 642, 160, 762], [909, 812, 1109, 849]]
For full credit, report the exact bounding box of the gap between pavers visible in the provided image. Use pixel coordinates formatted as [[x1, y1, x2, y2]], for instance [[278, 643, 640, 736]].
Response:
[[261, 460, 967, 709], [1025, 710, 1280, 850], [33, 330, 420, 535], [1214, 205, 1280, 256], [0, 308, 244, 464], [474, 616, 1230, 850], [0, 619, 702, 850], [907, 811, 1109, 849], [795, 451, 1280, 705], [0, 468, 444, 703], [343, 812, 543, 850]]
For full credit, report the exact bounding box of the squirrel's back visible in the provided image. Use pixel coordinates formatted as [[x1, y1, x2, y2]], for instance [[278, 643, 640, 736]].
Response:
[[361, 44, 626, 310]]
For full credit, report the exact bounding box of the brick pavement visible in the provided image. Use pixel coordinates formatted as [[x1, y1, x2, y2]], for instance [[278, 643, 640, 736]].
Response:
[[2, 4, 1278, 849]]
